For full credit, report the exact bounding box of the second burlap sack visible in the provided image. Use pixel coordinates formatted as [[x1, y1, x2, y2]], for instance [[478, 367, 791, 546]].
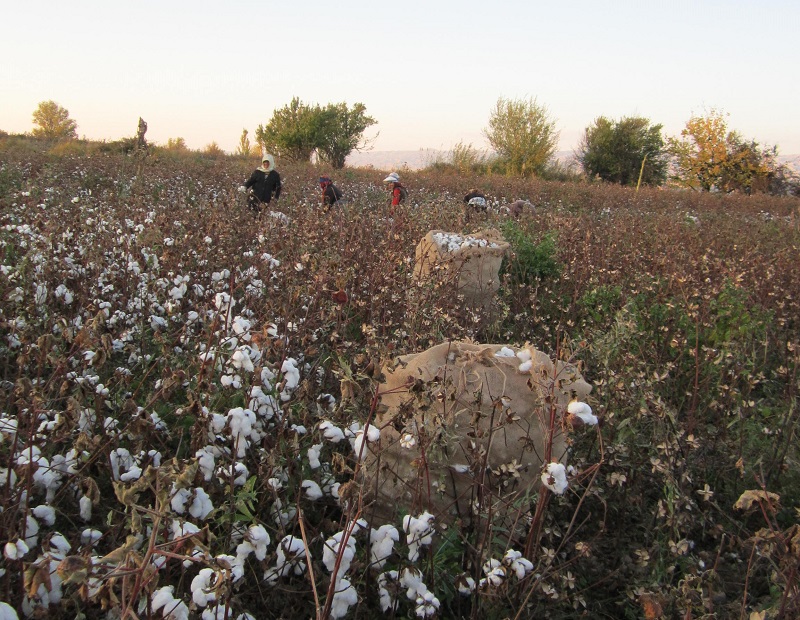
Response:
[[413, 229, 510, 306]]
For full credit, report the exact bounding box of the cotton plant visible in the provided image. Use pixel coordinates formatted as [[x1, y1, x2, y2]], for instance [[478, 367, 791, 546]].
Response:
[[541, 462, 569, 495], [264, 535, 308, 584], [402, 512, 435, 562], [370, 525, 400, 569], [567, 401, 598, 426], [400, 567, 441, 618], [351, 424, 381, 461]]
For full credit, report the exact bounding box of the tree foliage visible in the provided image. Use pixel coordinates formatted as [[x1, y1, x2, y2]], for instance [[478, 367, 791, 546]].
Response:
[[31, 100, 78, 140], [668, 109, 782, 194], [315, 102, 376, 169], [164, 137, 189, 152], [577, 116, 668, 186], [256, 98, 376, 168], [483, 97, 559, 177]]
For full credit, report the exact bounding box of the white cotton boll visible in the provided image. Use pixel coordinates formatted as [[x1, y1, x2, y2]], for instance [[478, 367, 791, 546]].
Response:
[[196, 447, 216, 482], [190, 568, 217, 607], [230, 349, 254, 373], [495, 347, 516, 358], [23, 515, 39, 548], [400, 433, 416, 449], [483, 558, 506, 587], [370, 525, 399, 569], [402, 512, 435, 562], [516, 349, 532, 362], [457, 575, 476, 595], [120, 465, 142, 482], [33, 505, 56, 527], [352, 424, 380, 461], [323, 531, 356, 573], [567, 401, 598, 426], [319, 421, 345, 443], [79, 495, 92, 522], [266, 477, 282, 491], [518, 360, 533, 372], [302, 480, 323, 501], [188, 488, 214, 520], [378, 571, 399, 612], [48, 534, 71, 557], [541, 462, 568, 495], [415, 588, 441, 618], [329, 578, 358, 619], [247, 525, 270, 561], [504, 549, 534, 579], [0, 601, 18, 620], [4, 539, 28, 560], [80, 529, 102, 546], [171, 488, 190, 514], [307, 443, 323, 469]]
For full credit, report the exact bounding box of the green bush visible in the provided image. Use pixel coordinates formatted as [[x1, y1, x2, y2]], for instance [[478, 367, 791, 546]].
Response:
[[500, 220, 561, 285]]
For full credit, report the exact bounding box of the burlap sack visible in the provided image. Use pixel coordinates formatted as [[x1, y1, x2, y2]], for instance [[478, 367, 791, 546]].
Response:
[[413, 229, 509, 305], [363, 341, 592, 528]]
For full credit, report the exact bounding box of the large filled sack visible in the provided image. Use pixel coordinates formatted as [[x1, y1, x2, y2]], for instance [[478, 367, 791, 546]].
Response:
[[362, 341, 593, 529], [412, 229, 510, 305]]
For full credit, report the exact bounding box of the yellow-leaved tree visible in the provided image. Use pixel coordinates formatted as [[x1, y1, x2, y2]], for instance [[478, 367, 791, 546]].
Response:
[[31, 100, 78, 140], [669, 109, 776, 193]]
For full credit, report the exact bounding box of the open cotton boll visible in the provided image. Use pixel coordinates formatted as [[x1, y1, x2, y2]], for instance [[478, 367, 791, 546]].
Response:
[[33, 505, 56, 527], [494, 347, 516, 358], [322, 531, 356, 573], [151, 585, 189, 620], [370, 525, 399, 569], [402, 512, 435, 561], [190, 568, 217, 607], [567, 401, 598, 425], [307, 443, 323, 469], [377, 571, 400, 612], [329, 578, 358, 620], [503, 549, 534, 579], [301, 480, 323, 500], [188, 488, 214, 520], [319, 421, 345, 443], [352, 424, 380, 461], [79, 495, 92, 522], [4, 539, 29, 560], [541, 462, 568, 495], [0, 601, 18, 620]]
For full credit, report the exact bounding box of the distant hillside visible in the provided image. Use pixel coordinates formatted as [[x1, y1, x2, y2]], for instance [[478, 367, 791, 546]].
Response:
[[346, 149, 577, 171]]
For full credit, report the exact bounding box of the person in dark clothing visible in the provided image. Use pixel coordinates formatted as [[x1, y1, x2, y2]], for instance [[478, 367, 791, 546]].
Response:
[[319, 176, 343, 210], [239, 154, 281, 213], [463, 188, 488, 223]]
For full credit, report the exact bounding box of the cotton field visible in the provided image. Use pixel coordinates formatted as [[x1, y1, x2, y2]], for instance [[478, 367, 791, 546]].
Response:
[[0, 145, 798, 618]]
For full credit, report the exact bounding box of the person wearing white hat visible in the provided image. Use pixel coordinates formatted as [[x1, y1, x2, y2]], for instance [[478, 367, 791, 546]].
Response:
[[239, 153, 282, 213], [383, 172, 407, 212]]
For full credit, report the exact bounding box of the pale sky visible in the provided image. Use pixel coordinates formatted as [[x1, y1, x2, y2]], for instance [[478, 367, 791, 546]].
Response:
[[3, 1, 799, 155]]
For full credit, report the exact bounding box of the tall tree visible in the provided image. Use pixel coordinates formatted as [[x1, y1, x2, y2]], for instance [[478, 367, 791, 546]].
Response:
[[31, 100, 78, 140], [256, 97, 324, 162], [236, 129, 252, 157], [483, 97, 559, 177], [578, 116, 668, 186], [669, 109, 781, 193], [316, 102, 377, 169]]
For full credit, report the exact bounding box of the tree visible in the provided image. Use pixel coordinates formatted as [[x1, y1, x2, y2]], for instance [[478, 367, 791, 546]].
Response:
[[236, 129, 252, 157], [577, 116, 668, 186], [203, 142, 225, 157], [31, 100, 78, 140], [315, 102, 377, 169], [164, 137, 189, 152], [483, 97, 559, 177], [256, 97, 324, 162], [668, 109, 778, 193]]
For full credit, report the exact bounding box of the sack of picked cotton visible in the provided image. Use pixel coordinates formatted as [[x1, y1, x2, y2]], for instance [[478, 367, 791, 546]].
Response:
[[361, 341, 594, 531], [412, 229, 510, 306]]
